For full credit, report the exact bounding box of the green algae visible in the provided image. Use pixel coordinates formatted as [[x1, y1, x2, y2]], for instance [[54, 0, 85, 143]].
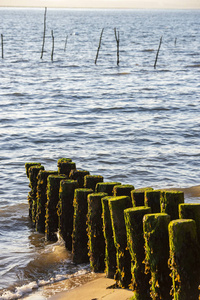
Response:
[[160, 190, 184, 220], [87, 192, 108, 272], [131, 187, 153, 207], [124, 206, 151, 300], [144, 190, 161, 213], [57, 158, 75, 177], [69, 169, 90, 187], [168, 219, 200, 300], [143, 213, 171, 300], [58, 179, 78, 250], [84, 174, 103, 191], [113, 184, 135, 197], [95, 181, 121, 195], [72, 188, 93, 264]]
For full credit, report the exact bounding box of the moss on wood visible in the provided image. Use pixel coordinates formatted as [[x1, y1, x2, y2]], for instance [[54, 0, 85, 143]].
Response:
[[95, 182, 121, 195], [72, 188, 93, 264], [58, 179, 78, 250], [179, 203, 200, 243], [45, 174, 67, 241], [87, 192, 108, 272], [124, 206, 151, 300], [28, 164, 45, 222], [144, 190, 161, 213], [25, 162, 41, 178], [160, 190, 184, 220], [101, 196, 117, 278], [113, 184, 135, 197], [108, 196, 132, 288], [84, 175, 103, 191], [131, 187, 153, 207], [57, 158, 75, 177], [168, 219, 200, 300], [143, 213, 171, 300], [69, 169, 90, 187], [36, 170, 58, 233]]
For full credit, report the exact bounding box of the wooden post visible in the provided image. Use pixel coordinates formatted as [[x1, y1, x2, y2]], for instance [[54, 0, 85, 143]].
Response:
[[51, 30, 54, 62], [114, 28, 120, 65], [1, 34, 3, 59], [131, 187, 153, 207], [160, 190, 184, 220], [64, 35, 68, 52], [95, 181, 121, 195], [95, 28, 104, 65], [168, 219, 200, 299], [69, 169, 90, 188], [143, 213, 171, 300], [144, 190, 161, 213], [87, 192, 108, 272], [113, 184, 135, 198], [154, 36, 162, 69], [40, 7, 47, 59], [84, 174, 103, 191], [109, 196, 132, 288]]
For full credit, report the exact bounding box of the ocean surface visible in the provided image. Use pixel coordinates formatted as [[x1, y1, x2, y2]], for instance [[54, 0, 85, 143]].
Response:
[[0, 7, 200, 299]]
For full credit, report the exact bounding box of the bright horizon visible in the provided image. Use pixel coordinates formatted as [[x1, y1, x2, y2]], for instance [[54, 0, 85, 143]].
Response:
[[0, 0, 200, 9]]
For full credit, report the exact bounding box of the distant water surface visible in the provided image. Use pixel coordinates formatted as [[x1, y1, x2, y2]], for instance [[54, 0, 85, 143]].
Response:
[[0, 7, 200, 299]]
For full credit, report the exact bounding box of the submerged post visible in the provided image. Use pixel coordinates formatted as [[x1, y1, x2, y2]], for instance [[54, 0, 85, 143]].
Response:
[[154, 36, 162, 69], [64, 35, 68, 52], [114, 28, 120, 65], [51, 30, 54, 62], [95, 28, 104, 65], [40, 7, 47, 59], [1, 34, 3, 59]]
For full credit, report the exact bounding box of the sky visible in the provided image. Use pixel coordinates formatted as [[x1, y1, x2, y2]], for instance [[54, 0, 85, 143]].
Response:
[[0, 0, 200, 9]]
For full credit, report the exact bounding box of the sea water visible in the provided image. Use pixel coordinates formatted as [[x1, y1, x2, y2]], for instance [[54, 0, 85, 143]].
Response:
[[0, 7, 200, 299]]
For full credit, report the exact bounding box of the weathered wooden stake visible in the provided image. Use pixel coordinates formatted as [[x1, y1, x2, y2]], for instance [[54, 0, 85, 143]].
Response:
[[1, 34, 3, 59], [95, 181, 121, 195], [64, 35, 68, 52], [154, 36, 162, 69], [95, 28, 104, 65], [40, 7, 47, 59], [114, 28, 120, 65], [51, 30, 54, 62]]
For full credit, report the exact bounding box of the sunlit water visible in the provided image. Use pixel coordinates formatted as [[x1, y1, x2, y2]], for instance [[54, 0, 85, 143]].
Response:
[[0, 7, 200, 299]]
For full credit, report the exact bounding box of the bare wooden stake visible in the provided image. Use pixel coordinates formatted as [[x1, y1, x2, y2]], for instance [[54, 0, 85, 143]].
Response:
[[1, 34, 3, 59], [154, 36, 162, 69], [174, 37, 177, 46], [114, 28, 120, 65], [64, 35, 68, 52], [51, 30, 54, 62], [95, 28, 104, 65], [40, 7, 47, 59]]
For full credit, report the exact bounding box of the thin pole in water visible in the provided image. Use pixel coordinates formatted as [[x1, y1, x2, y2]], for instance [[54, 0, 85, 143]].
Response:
[[154, 36, 162, 69], [1, 34, 3, 59], [95, 28, 104, 65], [40, 7, 47, 59], [64, 35, 68, 52], [51, 30, 54, 62], [114, 28, 120, 66]]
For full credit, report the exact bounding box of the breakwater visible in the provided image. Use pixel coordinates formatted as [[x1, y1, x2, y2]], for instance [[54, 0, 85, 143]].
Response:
[[25, 158, 200, 300]]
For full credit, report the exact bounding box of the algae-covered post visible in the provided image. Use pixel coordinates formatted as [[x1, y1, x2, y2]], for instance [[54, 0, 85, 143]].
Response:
[[51, 30, 54, 62], [69, 169, 90, 188], [143, 213, 171, 300], [160, 190, 184, 220], [1, 34, 3, 59], [95, 181, 121, 195], [168, 219, 200, 300], [114, 27, 120, 65], [87, 192, 108, 272], [95, 28, 104, 65], [113, 184, 135, 198], [84, 174, 103, 191], [57, 158, 75, 178], [124, 206, 151, 300], [72, 188, 93, 264], [45, 174, 67, 241], [179, 203, 200, 244], [58, 179, 78, 250], [36, 170, 58, 233], [40, 7, 47, 59], [109, 196, 132, 288], [101, 196, 117, 279], [131, 187, 153, 207], [154, 36, 162, 69], [144, 190, 161, 213]]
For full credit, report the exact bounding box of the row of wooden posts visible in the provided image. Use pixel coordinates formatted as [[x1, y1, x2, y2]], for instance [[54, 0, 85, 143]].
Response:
[[25, 158, 200, 300], [1, 7, 165, 68]]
